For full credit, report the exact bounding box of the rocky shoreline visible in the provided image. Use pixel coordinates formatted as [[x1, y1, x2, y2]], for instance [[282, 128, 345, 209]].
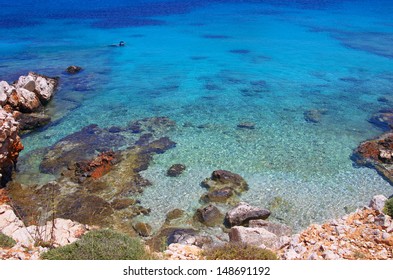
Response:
[[1, 71, 393, 260]]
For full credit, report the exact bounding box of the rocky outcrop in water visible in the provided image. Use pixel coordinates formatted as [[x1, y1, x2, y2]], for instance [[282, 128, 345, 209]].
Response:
[[66, 66, 83, 74], [225, 202, 271, 227], [1, 72, 58, 113], [0, 108, 23, 187], [353, 132, 393, 184], [200, 170, 248, 204]]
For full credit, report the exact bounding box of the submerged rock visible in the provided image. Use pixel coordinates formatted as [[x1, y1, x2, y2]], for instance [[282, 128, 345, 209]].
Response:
[[369, 109, 393, 131], [40, 124, 126, 174], [237, 122, 255, 129], [15, 112, 51, 133], [304, 109, 327, 123], [225, 202, 271, 227], [133, 222, 152, 237], [200, 170, 248, 204], [202, 170, 248, 193], [194, 204, 224, 227], [166, 164, 186, 177], [127, 116, 176, 135]]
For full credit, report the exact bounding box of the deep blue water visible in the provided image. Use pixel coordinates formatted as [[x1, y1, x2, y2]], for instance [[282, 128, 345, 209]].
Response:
[[1, 0, 393, 230]]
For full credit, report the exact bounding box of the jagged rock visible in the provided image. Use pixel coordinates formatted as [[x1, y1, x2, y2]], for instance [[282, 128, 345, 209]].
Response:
[[133, 222, 152, 237], [14, 72, 58, 104], [8, 88, 41, 112], [167, 164, 186, 177], [229, 226, 279, 249], [225, 202, 271, 227], [249, 220, 292, 236], [369, 109, 393, 130], [194, 204, 223, 227], [66, 65, 83, 74], [369, 195, 387, 212], [0, 108, 23, 187]]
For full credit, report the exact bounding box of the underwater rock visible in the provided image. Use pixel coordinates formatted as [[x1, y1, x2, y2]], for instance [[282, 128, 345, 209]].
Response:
[[194, 204, 223, 227], [74, 150, 119, 180], [165, 209, 185, 223], [200, 187, 235, 204], [110, 198, 136, 210], [140, 137, 176, 154], [237, 122, 255, 129], [108, 126, 123, 133], [15, 112, 51, 133], [200, 170, 248, 204], [304, 109, 327, 123], [40, 124, 126, 174], [225, 202, 271, 227], [133, 222, 152, 237], [56, 193, 114, 226], [0, 108, 23, 187], [127, 116, 176, 135], [166, 164, 186, 177], [202, 170, 248, 193], [369, 109, 393, 131], [66, 65, 83, 74]]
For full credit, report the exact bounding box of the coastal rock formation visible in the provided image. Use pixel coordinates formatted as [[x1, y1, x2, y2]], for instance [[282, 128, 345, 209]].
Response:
[[229, 226, 279, 249], [163, 243, 203, 260], [14, 72, 58, 104], [279, 195, 393, 260], [0, 73, 58, 113], [0, 108, 23, 187], [353, 132, 393, 184], [0, 204, 88, 248], [249, 220, 292, 237], [225, 202, 271, 227]]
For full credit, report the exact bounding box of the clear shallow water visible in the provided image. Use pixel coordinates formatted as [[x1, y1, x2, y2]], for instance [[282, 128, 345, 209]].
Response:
[[1, 0, 393, 231]]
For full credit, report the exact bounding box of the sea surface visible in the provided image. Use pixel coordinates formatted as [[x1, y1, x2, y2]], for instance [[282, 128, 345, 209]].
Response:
[[1, 0, 393, 231]]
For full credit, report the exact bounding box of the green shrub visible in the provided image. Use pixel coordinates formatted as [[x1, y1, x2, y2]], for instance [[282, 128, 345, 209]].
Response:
[[204, 242, 278, 260], [384, 197, 393, 217], [0, 233, 16, 248], [41, 229, 154, 260]]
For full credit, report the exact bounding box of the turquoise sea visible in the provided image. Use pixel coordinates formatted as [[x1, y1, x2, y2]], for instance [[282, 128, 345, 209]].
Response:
[[1, 0, 393, 231]]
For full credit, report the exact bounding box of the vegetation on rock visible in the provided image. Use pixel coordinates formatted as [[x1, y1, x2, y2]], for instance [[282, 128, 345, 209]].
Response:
[[384, 197, 393, 217], [204, 242, 278, 260], [0, 233, 16, 248], [41, 229, 154, 260]]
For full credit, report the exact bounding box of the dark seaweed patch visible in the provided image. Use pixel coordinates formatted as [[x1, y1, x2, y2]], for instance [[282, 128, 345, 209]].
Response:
[[92, 18, 166, 29], [202, 34, 232, 39], [190, 56, 208, 60], [229, 49, 251, 54]]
